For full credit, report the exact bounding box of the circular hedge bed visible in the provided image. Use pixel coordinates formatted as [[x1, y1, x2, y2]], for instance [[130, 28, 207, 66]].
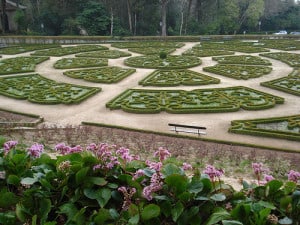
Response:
[[54, 57, 108, 69], [124, 55, 201, 69]]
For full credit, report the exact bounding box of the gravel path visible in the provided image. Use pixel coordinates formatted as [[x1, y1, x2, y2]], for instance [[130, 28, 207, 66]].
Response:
[[0, 42, 299, 151]]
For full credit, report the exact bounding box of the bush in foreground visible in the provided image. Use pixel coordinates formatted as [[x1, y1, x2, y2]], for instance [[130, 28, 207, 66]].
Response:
[[0, 139, 299, 225]]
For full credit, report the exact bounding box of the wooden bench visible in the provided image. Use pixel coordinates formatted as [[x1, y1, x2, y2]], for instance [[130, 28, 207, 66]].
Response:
[[168, 123, 206, 136]]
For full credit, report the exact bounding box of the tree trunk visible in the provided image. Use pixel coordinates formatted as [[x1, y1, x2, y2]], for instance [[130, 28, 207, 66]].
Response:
[[160, 0, 168, 37], [127, 0, 133, 34], [1, 0, 6, 34], [134, 12, 137, 36], [110, 7, 114, 36]]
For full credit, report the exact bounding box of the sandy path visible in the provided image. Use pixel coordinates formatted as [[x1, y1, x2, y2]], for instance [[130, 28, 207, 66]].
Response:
[[0, 42, 299, 151]]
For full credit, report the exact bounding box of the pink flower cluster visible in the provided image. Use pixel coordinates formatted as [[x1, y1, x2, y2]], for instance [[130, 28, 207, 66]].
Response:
[[203, 165, 224, 182], [27, 143, 44, 158], [154, 147, 171, 162], [55, 143, 82, 155], [116, 147, 140, 163], [252, 162, 273, 185], [118, 186, 136, 210], [3, 140, 18, 156], [288, 170, 300, 183]]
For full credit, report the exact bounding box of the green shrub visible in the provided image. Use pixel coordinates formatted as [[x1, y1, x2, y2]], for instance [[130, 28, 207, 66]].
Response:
[[159, 51, 167, 59]]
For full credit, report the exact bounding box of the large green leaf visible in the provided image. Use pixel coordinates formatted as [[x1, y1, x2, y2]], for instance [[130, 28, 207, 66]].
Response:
[[161, 163, 183, 177], [6, 174, 20, 186], [87, 177, 107, 186], [278, 216, 293, 225], [141, 204, 160, 220], [171, 201, 184, 222], [75, 167, 89, 185], [0, 212, 16, 225], [222, 220, 243, 225], [187, 176, 204, 194], [0, 190, 18, 208], [205, 208, 231, 225], [128, 214, 140, 225], [20, 177, 38, 185], [210, 193, 226, 202], [165, 174, 188, 195]]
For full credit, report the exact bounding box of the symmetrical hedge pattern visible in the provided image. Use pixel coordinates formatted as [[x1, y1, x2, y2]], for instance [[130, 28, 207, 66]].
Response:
[[63, 66, 136, 83], [106, 86, 284, 113], [229, 114, 300, 141], [261, 69, 300, 96], [128, 47, 176, 55], [182, 48, 235, 57], [31, 45, 108, 56], [260, 52, 300, 67], [53, 57, 108, 69], [0, 56, 49, 75], [75, 50, 131, 58], [0, 74, 100, 104], [124, 55, 201, 69], [260, 39, 300, 51], [212, 55, 272, 65], [203, 64, 272, 80], [138, 69, 220, 86], [0, 44, 60, 55], [111, 41, 184, 49]]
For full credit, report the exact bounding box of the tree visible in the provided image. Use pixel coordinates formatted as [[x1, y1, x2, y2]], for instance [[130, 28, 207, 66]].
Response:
[[160, 0, 169, 36], [1, 0, 7, 33]]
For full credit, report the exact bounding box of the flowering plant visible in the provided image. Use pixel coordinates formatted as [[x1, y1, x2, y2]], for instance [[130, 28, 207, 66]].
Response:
[[0, 138, 299, 225]]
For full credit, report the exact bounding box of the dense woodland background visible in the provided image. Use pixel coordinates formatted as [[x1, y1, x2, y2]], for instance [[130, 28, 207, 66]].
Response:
[[2, 0, 300, 36]]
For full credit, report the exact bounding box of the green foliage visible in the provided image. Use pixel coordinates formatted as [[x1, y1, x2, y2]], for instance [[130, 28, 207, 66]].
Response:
[[0, 45, 60, 55], [54, 57, 108, 69], [159, 51, 167, 59], [111, 42, 184, 49], [106, 86, 284, 114], [212, 55, 271, 65], [76, 50, 131, 58], [0, 74, 101, 104], [260, 52, 300, 67]]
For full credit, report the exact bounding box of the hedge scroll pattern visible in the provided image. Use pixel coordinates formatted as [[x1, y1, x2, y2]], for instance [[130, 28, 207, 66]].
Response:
[[106, 86, 284, 114], [128, 47, 176, 55], [0, 74, 101, 104], [229, 115, 300, 142], [261, 69, 300, 96], [139, 69, 220, 86], [111, 42, 184, 49], [0, 44, 60, 55], [54, 58, 108, 69], [124, 55, 201, 69], [31, 45, 108, 56], [260, 52, 300, 67], [212, 55, 272, 65], [203, 64, 272, 80], [75, 50, 131, 58], [0, 56, 49, 75], [182, 48, 235, 57], [63, 67, 136, 83], [260, 39, 300, 51]]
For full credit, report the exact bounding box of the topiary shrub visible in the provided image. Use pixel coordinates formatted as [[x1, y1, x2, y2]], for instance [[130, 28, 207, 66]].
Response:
[[159, 51, 167, 59]]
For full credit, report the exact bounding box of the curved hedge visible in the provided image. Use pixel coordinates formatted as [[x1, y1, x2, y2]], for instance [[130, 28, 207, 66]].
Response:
[[64, 67, 136, 83], [111, 41, 184, 49], [183, 48, 235, 57], [260, 52, 300, 67], [212, 55, 272, 65], [124, 55, 201, 69], [54, 57, 108, 69], [0, 74, 101, 104], [128, 47, 176, 55], [75, 50, 131, 58], [139, 69, 220, 86], [106, 86, 284, 114], [229, 114, 300, 142], [0, 44, 60, 55]]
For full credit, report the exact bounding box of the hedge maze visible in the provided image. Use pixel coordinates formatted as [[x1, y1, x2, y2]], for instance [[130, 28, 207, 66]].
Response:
[[260, 52, 300, 67], [63, 67, 136, 83], [0, 74, 100, 104], [0, 56, 49, 75], [0, 44, 60, 55], [139, 69, 220, 86], [212, 55, 272, 65], [31, 45, 108, 56], [75, 50, 131, 58], [54, 57, 108, 69], [106, 86, 284, 114], [229, 114, 300, 142], [261, 69, 300, 96], [124, 55, 201, 69]]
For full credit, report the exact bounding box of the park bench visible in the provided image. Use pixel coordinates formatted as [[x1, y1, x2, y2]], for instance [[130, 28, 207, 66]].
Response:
[[168, 123, 206, 136]]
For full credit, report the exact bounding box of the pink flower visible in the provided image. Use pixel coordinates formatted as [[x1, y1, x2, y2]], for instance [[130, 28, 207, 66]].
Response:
[[203, 165, 224, 181], [3, 140, 18, 155], [146, 160, 162, 171], [182, 162, 193, 171], [27, 143, 44, 158], [288, 170, 300, 183], [118, 186, 136, 210], [133, 169, 145, 180], [252, 163, 269, 175], [142, 172, 163, 201], [154, 147, 171, 161]]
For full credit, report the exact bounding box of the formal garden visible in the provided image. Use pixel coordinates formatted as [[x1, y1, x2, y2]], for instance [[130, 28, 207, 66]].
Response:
[[0, 38, 299, 224]]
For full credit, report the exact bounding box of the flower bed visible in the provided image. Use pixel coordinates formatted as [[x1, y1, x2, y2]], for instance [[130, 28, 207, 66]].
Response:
[[182, 48, 235, 57], [139, 69, 220, 86], [229, 114, 300, 142], [261, 69, 300, 96], [124, 55, 201, 69], [260, 39, 300, 51], [64, 67, 136, 83], [0, 44, 60, 55], [75, 50, 131, 58], [0, 140, 299, 224], [260, 52, 300, 67], [54, 57, 108, 69], [212, 55, 272, 65], [111, 41, 184, 49], [0, 56, 49, 75], [128, 47, 176, 55], [0, 74, 101, 104], [106, 86, 284, 113], [203, 64, 272, 80], [31, 45, 108, 56]]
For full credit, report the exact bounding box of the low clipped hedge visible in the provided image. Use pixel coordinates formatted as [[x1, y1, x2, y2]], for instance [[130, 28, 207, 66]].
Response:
[[63, 67, 136, 83], [212, 55, 272, 65], [259, 39, 300, 51], [203, 64, 272, 80], [0, 74, 101, 104], [111, 41, 184, 49], [261, 69, 300, 96], [260, 52, 300, 67], [124, 55, 201, 69], [106, 86, 284, 114], [139, 69, 220, 87], [182, 48, 235, 57], [229, 114, 300, 142], [0, 44, 60, 55], [128, 47, 176, 55], [54, 57, 108, 69], [75, 50, 131, 58], [0, 56, 49, 75]]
